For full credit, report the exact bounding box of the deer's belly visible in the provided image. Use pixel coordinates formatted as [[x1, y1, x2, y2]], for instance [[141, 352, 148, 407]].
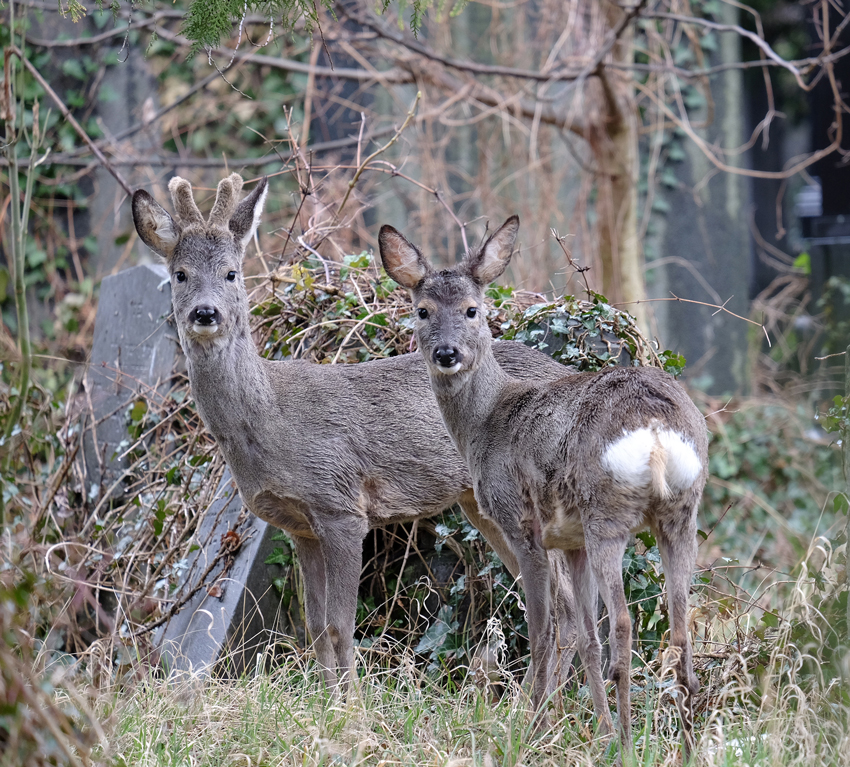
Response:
[[357, 474, 463, 526], [251, 490, 316, 538]]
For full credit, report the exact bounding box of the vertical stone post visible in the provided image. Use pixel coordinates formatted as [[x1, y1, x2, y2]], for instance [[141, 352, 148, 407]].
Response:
[[82, 263, 178, 497], [156, 471, 297, 679]]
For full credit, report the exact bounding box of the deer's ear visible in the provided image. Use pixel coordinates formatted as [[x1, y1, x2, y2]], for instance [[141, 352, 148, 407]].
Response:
[[230, 177, 268, 250], [133, 190, 180, 261], [379, 226, 432, 288], [463, 215, 519, 285]]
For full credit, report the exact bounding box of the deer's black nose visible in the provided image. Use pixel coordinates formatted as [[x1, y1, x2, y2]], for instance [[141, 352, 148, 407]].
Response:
[[190, 305, 219, 325], [434, 345, 460, 368]]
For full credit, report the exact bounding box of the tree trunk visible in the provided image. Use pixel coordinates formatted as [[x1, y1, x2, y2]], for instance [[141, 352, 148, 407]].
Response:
[[587, 2, 647, 330]]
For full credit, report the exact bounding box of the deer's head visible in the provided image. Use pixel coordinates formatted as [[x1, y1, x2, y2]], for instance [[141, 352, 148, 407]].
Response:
[[379, 216, 518, 377], [132, 174, 267, 347]]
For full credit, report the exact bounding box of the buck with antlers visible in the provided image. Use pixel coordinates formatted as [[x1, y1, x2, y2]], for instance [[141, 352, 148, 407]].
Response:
[[131, 175, 579, 691], [380, 215, 708, 754]]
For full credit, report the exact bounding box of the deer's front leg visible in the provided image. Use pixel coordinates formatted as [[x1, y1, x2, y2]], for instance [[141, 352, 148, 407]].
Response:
[[488, 492, 555, 717], [292, 533, 338, 691], [320, 516, 368, 692], [517, 544, 555, 717], [461, 489, 577, 691]]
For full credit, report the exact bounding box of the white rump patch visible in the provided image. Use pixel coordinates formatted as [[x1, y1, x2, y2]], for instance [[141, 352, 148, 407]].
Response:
[[602, 427, 701, 492]]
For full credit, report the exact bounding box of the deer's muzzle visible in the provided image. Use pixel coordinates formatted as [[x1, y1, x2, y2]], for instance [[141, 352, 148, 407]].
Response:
[[189, 305, 220, 334], [433, 345, 463, 374]]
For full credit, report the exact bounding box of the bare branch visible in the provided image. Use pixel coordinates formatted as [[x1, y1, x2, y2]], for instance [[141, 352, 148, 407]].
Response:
[[614, 294, 771, 347], [4, 46, 133, 196], [338, 1, 591, 84], [335, 90, 421, 218], [154, 27, 411, 83], [644, 11, 807, 88]]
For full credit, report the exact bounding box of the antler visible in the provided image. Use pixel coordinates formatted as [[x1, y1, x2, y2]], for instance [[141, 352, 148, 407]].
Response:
[[209, 173, 244, 227], [168, 177, 204, 226]]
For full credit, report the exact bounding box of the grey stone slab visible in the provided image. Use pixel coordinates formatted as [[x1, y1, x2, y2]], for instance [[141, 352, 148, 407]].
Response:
[[157, 472, 293, 679], [83, 263, 179, 497]]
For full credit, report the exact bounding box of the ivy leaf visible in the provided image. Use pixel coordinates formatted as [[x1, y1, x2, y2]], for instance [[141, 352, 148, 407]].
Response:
[[265, 547, 292, 567], [415, 605, 458, 654]]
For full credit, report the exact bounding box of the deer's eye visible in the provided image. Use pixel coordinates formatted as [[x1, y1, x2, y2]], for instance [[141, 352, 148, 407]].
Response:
[[466, 306, 477, 318], [418, 307, 429, 320], [174, 271, 187, 283], [226, 271, 237, 282]]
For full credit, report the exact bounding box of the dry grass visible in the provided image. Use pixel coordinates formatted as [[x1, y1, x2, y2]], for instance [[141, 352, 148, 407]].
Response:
[[80, 533, 849, 767]]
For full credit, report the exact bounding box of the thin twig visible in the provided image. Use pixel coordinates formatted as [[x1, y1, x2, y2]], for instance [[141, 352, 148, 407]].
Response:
[[335, 90, 421, 218], [4, 46, 133, 195], [370, 163, 469, 252], [551, 228, 591, 297], [613, 294, 771, 347]]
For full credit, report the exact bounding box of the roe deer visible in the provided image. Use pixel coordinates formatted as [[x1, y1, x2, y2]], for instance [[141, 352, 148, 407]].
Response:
[[131, 175, 578, 692], [379, 216, 708, 754]]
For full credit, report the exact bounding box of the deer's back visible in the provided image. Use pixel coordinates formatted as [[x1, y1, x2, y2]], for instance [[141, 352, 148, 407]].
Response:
[[470, 365, 708, 541]]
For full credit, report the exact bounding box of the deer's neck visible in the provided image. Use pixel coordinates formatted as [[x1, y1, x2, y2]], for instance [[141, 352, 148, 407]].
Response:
[[429, 345, 509, 460], [183, 312, 272, 442]]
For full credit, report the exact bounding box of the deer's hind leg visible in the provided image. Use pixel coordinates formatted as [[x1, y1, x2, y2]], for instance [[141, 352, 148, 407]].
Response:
[[584, 532, 633, 751], [652, 507, 700, 757]]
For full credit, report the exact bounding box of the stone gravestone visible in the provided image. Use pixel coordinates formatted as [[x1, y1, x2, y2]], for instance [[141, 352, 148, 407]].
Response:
[[156, 471, 294, 679], [85, 263, 294, 678], [83, 262, 178, 496]]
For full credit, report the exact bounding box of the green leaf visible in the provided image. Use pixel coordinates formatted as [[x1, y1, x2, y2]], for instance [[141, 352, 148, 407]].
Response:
[[414, 605, 457, 654], [761, 611, 780, 628], [668, 142, 687, 162], [151, 501, 170, 537], [651, 196, 672, 214], [659, 350, 687, 377], [660, 167, 678, 189], [793, 252, 811, 275], [265, 547, 292, 567], [62, 59, 86, 81], [129, 399, 148, 423]]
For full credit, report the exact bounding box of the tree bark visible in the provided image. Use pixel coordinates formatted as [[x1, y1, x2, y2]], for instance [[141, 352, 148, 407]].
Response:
[[586, 1, 647, 329]]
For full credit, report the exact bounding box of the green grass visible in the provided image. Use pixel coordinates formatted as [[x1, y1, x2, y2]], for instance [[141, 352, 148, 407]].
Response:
[[94, 660, 848, 767], [92, 560, 850, 767]]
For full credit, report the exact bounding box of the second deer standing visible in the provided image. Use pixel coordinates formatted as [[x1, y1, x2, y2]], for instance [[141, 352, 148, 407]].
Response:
[[380, 215, 708, 754]]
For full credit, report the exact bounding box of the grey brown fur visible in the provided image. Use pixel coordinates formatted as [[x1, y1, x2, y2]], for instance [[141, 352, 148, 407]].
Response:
[[379, 216, 708, 755], [131, 176, 577, 691]]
